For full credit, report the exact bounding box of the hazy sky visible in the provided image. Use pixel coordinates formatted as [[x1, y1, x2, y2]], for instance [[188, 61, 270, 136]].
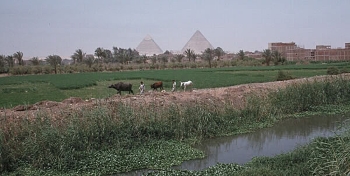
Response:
[[1, 0, 349, 59]]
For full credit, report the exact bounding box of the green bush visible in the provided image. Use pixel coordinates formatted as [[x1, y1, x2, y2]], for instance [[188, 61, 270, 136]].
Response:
[[276, 70, 294, 81], [43, 66, 52, 74], [308, 136, 350, 175], [340, 67, 350, 73], [31, 66, 43, 74], [327, 66, 339, 75]]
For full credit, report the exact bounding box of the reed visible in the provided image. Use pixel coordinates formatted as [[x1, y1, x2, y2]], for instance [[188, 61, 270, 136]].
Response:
[[2, 76, 350, 174], [269, 75, 350, 115], [308, 123, 350, 175]]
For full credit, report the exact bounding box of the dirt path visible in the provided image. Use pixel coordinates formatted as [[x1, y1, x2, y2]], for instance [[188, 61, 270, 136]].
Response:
[[1, 74, 349, 120]]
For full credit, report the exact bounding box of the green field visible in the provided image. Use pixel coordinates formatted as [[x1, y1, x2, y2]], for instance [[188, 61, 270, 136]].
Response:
[[2, 63, 350, 175], [1, 63, 349, 108]]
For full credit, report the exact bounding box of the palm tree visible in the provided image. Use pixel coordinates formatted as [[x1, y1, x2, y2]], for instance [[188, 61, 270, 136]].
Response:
[[95, 47, 105, 64], [103, 49, 113, 63], [159, 55, 168, 64], [0, 55, 6, 73], [174, 54, 184, 63], [238, 50, 245, 60], [13, 51, 24, 65], [84, 55, 95, 68], [125, 48, 134, 64], [46, 55, 62, 74], [262, 49, 272, 66], [71, 49, 86, 64], [5, 55, 14, 68], [139, 55, 147, 64], [214, 47, 225, 61], [150, 55, 157, 64], [272, 50, 282, 65], [202, 48, 214, 68], [30, 57, 40, 65], [184, 49, 195, 62], [121, 49, 132, 64]]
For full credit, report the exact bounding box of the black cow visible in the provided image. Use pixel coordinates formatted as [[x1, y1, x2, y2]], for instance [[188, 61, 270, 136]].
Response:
[[151, 81, 163, 91], [108, 82, 134, 95]]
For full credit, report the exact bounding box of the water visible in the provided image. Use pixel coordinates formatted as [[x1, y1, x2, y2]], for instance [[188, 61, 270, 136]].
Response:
[[120, 113, 349, 175], [173, 113, 349, 171]]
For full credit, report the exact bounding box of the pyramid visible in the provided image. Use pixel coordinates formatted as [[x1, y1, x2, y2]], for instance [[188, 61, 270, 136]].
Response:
[[136, 35, 163, 56], [181, 30, 214, 54]]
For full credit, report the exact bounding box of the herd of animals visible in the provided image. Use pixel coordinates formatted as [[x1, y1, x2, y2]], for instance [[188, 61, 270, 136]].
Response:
[[108, 80, 193, 95]]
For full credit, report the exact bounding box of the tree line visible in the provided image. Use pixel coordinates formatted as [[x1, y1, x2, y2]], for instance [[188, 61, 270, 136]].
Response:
[[0, 46, 286, 75]]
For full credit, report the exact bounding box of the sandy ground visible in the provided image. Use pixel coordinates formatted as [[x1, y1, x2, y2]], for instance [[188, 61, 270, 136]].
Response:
[[1, 74, 349, 120]]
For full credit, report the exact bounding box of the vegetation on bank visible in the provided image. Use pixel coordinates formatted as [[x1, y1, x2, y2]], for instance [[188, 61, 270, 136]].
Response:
[[1, 74, 350, 175]]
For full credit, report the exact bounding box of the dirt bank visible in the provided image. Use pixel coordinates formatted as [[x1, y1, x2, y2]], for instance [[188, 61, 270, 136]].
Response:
[[1, 74, 349, 120]]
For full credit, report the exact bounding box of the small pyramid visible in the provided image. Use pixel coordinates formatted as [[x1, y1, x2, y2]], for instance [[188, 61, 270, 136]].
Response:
[[136, 35, 163, 56], [181, 30, 214, 54]]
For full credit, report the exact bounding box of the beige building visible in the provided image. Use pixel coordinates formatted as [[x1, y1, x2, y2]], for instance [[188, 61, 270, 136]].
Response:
[[268, 42, 350, 61]]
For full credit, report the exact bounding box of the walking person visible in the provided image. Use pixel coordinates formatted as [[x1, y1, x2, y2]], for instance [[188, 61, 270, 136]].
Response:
[[171, 80, 176, 92], [139, 81, 145, 94]]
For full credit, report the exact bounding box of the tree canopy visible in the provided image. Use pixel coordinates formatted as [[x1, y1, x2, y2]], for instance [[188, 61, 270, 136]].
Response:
[[202, 48, 214, 68], [184, 49, 196, 62], [46, 55, 62, 74]]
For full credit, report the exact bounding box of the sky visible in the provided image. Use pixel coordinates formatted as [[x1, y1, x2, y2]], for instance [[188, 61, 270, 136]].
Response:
[[1, 0, 349, 59]]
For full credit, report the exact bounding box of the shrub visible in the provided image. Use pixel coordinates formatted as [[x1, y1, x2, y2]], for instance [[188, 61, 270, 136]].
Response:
[[9, 66, 21, 75], [43, 65, 52, 74], [340, 67, 350, 73], [327, 67, 339, 75], [276, 70, 294, 81], [31, 66, 43, 74]]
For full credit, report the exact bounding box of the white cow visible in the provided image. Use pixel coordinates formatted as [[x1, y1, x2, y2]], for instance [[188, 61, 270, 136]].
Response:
[[180, 81, 193, 92]]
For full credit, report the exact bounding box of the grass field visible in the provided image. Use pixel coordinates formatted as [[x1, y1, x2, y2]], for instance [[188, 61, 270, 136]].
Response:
[[0, 62, 349, 108], [2, 63, 350, 175]]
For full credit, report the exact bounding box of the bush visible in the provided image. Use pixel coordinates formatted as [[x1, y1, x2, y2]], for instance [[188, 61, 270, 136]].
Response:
[[9, 66, 33, 75], [32, 66, 43, 74], [327, 67, 339, 75], [189, 63, 197, 68], [43, 65, 52, 74], [276, 70, 294, 81], [340, 67, 350, 73]]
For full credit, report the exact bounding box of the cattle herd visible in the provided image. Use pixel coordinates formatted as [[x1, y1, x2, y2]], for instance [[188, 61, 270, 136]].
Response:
[[108, 80, 193, 95]]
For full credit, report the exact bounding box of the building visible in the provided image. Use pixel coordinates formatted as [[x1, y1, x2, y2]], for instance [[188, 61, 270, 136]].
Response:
[[268, 42, 350, 61]]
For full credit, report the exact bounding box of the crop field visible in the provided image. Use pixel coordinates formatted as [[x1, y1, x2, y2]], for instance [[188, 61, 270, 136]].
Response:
[[2, 63, 350, 175], [0, 62, 349, 108]]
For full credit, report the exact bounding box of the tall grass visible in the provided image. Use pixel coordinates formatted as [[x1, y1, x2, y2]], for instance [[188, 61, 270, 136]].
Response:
[[308, 136, 350, 175], [270, 76, 350, 114], [308, 121, 350, 175], [2, 76, 350, 174], [0, 100, 251, 173]]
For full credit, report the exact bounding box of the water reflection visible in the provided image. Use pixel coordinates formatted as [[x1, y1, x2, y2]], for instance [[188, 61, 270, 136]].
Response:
[[174, 114, 349, 171]]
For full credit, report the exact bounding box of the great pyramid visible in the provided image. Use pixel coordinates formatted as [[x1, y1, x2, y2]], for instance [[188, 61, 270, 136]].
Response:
[[136, 35, 163, 56], [181, 30, 214, 54]]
